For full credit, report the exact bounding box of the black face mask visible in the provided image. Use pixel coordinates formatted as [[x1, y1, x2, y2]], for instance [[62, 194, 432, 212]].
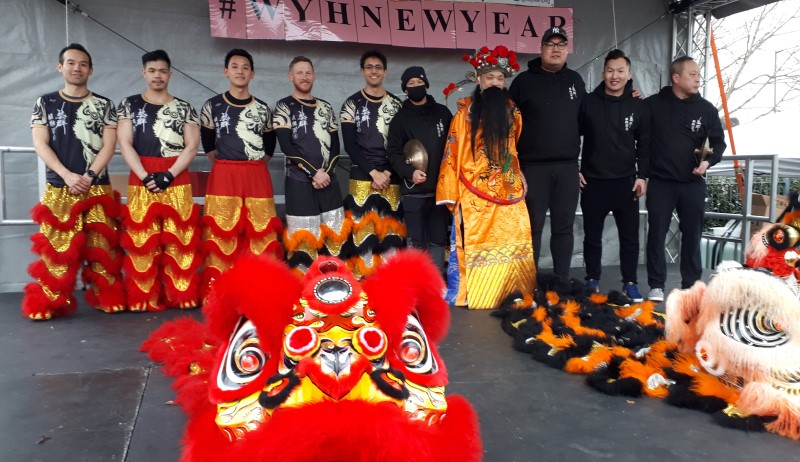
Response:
[[406, 85, 427, 102]]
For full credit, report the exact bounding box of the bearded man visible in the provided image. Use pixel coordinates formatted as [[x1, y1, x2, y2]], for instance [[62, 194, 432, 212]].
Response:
[[436, 46, 535, 309], [274, 56, 347, 274]]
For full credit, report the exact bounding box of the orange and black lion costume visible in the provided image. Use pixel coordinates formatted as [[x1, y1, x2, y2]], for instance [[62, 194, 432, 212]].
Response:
[[143, 250, 482, 461], [497, 263, 800, 440]]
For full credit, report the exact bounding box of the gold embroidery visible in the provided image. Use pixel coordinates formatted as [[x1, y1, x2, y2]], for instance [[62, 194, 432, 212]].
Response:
[[165, 265, 193, 292], [244, 197, 277, 232], [348, 180, 401, 211], [205, 195, 243, 231], [164, 243, 196, 270]]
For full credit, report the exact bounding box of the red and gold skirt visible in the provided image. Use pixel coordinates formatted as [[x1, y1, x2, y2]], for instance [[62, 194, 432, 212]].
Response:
[[201, 160, 283, 293], [121, 156, 201, 311], [23, 183, 125, 320]]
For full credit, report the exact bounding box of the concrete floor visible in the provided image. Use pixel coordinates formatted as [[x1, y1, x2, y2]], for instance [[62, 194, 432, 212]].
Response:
[[1, 265, 798, 462]]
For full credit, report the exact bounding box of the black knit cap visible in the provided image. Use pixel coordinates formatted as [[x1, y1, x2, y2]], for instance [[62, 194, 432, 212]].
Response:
[[400, 66, 429, 92]]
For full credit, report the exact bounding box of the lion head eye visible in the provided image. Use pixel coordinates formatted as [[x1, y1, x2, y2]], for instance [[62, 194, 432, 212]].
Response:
[[400, 336, 424, 365], [217, 318, 268, 391], [400, 315, 437, 374], [719, 308, 789, 348]]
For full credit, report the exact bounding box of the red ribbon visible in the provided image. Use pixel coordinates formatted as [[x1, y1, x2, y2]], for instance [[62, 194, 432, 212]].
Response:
[[459, 172, 526, 205]]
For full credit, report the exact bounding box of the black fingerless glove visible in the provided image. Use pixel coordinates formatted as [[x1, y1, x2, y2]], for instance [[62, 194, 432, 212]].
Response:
[[153, 171, 175, 190], [142, 173, 156, 188]]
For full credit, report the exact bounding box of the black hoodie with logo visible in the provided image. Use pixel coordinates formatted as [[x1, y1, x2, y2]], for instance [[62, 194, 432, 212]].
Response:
[[509, 57, 586, 165], [645, 86, 726, 183], [387, 95, 453, 195], [579, 80, 650, 180]]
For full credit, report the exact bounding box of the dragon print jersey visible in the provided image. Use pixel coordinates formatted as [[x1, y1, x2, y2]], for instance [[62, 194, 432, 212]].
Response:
[[117, 95, 199, 158], [340, 90, 401, 170], [201, 94, 273, 161], [31, 91, 117, 186], [273, 96, 338, 181]]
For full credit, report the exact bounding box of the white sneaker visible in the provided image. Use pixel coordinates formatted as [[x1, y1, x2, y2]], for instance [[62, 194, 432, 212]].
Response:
[[648, 288, 664, 302]]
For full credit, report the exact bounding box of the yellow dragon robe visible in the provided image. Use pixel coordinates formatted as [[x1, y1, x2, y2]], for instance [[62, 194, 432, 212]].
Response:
[[436, 97, 535, 309]]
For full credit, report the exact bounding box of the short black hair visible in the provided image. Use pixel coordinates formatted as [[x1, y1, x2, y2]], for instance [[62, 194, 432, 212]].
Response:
[[59, 43, 92, 69], [142, 49, 171, 68], [604, 49, 631, 68], [670, 56, 694, 79], [289, 56, 314, 71], [225, 49, 254, 70], [360, 50, 387, 69]]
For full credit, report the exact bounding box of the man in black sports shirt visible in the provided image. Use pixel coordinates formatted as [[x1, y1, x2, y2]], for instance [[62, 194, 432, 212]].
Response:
[[274, 56, 346, 273], [340, 50, 405, 278], [199, 49, 283, 294], [118, 49, 202, 311], [24, 43, 126, 320]]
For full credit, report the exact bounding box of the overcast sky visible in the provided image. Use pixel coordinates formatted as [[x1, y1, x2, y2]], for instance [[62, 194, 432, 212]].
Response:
[[707, 0, 800, 122]]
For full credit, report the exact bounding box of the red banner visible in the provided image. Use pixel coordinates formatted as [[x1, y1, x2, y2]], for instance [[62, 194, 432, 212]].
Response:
[[210, 0, 573, 52]]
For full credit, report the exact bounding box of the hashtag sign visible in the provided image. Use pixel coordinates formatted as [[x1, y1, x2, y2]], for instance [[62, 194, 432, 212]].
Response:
[[219, 0, 236, 19]]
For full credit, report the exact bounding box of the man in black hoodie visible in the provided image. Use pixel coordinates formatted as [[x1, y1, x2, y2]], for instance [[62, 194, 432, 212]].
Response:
[[387, 66, 453, 274], [644, 56, 726, 301], [579, 49, 650, 302], [509, 26, 586, 281]]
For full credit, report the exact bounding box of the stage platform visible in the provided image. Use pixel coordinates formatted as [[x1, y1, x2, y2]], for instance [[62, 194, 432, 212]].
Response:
[[1, 264, 797, 462]]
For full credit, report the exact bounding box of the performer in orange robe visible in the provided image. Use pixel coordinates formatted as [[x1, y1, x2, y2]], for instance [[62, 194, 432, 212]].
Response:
[[24, 43, 125, 320], [437, 45, 535, 309], [199, 49, 283, 294], [118, 50, 202, 311]]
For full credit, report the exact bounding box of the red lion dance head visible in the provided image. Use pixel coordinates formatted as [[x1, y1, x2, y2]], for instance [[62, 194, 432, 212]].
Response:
[[143, 250, 482, 462]]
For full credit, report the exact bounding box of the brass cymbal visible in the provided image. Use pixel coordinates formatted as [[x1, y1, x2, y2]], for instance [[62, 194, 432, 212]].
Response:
[[404, 139, 428, 172], [694, 137, 713, 163]]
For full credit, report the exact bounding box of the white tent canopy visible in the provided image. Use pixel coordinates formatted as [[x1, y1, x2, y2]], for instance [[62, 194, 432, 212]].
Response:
[[2, 0, 774, 290], [0, 0, 677, 290]]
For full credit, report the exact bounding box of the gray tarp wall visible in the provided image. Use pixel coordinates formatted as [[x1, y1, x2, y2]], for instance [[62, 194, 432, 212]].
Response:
[[0, 0, 672, 291]]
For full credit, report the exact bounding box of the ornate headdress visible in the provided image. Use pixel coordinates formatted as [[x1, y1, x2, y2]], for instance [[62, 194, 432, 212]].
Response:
[[443, 45, 521, 99]]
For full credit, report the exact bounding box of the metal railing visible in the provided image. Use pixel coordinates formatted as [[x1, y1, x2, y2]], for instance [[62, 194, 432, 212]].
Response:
[[0, 148, 785, 254], [0, 146, 37, 225], [0, 147, 295, 226], [702, 153, 780, 262]]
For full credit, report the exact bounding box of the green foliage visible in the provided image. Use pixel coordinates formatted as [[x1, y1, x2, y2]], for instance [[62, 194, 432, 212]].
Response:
[[705, 176, 799, 229]]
